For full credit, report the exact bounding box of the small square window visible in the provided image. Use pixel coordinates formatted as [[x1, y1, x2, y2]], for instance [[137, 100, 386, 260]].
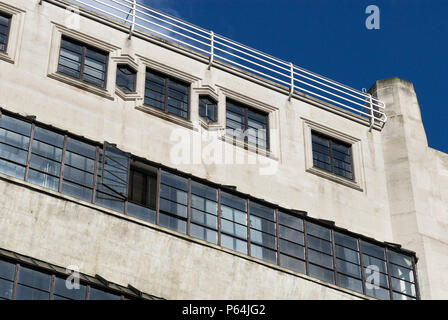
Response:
[[0, 12, 11, 52], [199, 96, 217, 123], [116, 65, 136, 93], [57, 36, 108, 88], [311, 131, 353, 180]]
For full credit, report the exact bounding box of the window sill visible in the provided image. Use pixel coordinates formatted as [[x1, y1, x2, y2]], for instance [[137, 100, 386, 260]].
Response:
[[135, 104, 197, 131], [0, 51, 14, 64], [48, 72, 114, 101], [306, 166, 363, 192], [115, 87, 141, 101], [220, 134, 277, 160]]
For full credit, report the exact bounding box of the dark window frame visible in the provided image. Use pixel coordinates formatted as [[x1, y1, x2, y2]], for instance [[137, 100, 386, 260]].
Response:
[[57, 36, 109, 89], [225, 99, 270, 151], [311, 131, 354, 180], [0, 11, 11, 53], [116, 64, 137, 93], [144, 69, 190, 120]]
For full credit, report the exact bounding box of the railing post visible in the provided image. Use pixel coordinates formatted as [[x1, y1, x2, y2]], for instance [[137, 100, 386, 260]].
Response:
[[208, 31, 214, 70], [288, 62, 294, 101], [368, 93, 374, 131], [128, 0, 136, 39]]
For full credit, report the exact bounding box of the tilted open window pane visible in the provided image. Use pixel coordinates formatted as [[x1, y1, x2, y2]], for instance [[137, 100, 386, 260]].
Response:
[[199, 96, 217, 123], [100, 142, 130, 198], [116, 65, 136, 93]]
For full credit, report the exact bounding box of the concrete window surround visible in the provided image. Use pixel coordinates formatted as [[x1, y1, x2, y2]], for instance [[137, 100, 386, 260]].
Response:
[[302, 117, 365, 191], [0, 1, 25, 64], [46, 22, 120, 100]]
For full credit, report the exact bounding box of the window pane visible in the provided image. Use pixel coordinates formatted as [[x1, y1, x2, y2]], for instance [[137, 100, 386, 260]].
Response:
[[362, 254, 387, 274], [365, 286, 390, 300], [0, 128, 30, 150], [0, 260, 15, 280], [0, 142, 28, 164], [335, 245, 359, 264], [336, 259, 361, 278], [307, 235, 332, 254], [278, 212, 303, 231], [66, 139, 96, 159], [308, 249, 334, 269], [279, 225, 304, 245], [309, 264, 335, 284], [221, 192, 246, 212], [0, 278, 13, 300], [18, 267, 51, 291], [30, 154, 61, 176], [361, 242, 386, 260], [250, 244, 276, 264], [95, 191, 125, 213], [61, 180, 92, 202], [28, 169, 59, 191], [337, 273, 363, 294], [389, 263, 414, 283], [279, 254, 306, 274], [159, 198, 187, 218], [334, 232, 358, 251], [63, 165, 93, 186], [89, 287, 120, 300], [0, 115, 31, 136], [249, 202, 275, 221], [249, 215, 276, 235], [127, 202, 156, 224], [221, 234, 247, 254], [190, 224, 217, 244], [54, 277, 86, 300], [159, 213, 186, 234], [191, 195, 217, 215], [391, 277, 416, 297], [32, 140, 62, 162], [388, 251, 413, 269], [34, 127, 64, 148], [392, 292, 415, 300], [221, 219, 247, 239], [279, 239, 305, 260], [0, 158, 25, 179], [250, 229, 276, 249], [16, 285, 49, 300], [221, 206, 246, 225], [190, 209, 217, 229], [306, 222, 331, 241]]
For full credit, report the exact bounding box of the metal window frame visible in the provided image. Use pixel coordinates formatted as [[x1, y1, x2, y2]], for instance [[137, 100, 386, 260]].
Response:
[[144, 69, 191, 120], [225, 99, 270, 151], [58, 36, 109, 89], [116, 64, 137, 93]]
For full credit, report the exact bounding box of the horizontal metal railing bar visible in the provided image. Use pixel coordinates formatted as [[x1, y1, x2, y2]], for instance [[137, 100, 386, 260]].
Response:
[[214, 38, 291, 74], [133, 15, 211, 48], [47, 0, 387, 124], [214, 46, 290, 81], [214, 33, 291, 67], [132, 0, 211, 34], [134, 22, 211, 54], [215, 54, 292, 87], [293, 70, 385, 109], [133, 6, 211, 41]]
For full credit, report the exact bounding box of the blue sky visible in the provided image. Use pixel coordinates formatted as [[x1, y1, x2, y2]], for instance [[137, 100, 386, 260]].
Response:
[[143, 0, 448, 153]]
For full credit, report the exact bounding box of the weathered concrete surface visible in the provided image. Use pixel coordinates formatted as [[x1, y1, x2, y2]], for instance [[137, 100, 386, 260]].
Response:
[[0, 176, 361, 300], [372, 77, 448, 299]]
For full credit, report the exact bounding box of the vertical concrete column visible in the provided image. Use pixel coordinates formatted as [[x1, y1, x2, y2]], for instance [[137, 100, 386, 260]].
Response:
[[370, 77, 448, 299]]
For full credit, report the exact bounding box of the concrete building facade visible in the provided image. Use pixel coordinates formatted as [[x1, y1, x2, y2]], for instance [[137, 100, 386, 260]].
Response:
[[0, 0, 446, 300]]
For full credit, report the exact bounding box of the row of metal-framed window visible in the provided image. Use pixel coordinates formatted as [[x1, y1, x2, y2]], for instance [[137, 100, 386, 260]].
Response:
[[0, 257, 134, 300], [0, 110, 419, 300]]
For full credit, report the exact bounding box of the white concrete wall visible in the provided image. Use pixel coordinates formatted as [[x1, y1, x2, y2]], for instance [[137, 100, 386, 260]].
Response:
[[0, 0, 446, 299]]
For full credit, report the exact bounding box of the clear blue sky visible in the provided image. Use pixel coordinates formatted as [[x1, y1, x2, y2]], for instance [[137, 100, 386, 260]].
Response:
[[143, 0, 448, 153]]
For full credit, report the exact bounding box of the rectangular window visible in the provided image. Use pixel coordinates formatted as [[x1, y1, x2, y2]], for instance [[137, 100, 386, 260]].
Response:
[[0, 12, 10, 52], [199, 96, 217, 123], [189, 181, 218, 244], [226, 100, 268, 150], [144, 70, 189, 119], [127, 161, 157, 224], [306, 222, 335, 284], [57, 36, 108, 88], [116, 65, 136, 93], [249, 202, 277, 264], [220, 192, 248, 254], [311, 131, 353, 180]]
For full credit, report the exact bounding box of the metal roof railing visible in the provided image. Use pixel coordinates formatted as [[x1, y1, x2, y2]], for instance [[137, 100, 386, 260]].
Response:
[[41, 0, 387, 128]]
